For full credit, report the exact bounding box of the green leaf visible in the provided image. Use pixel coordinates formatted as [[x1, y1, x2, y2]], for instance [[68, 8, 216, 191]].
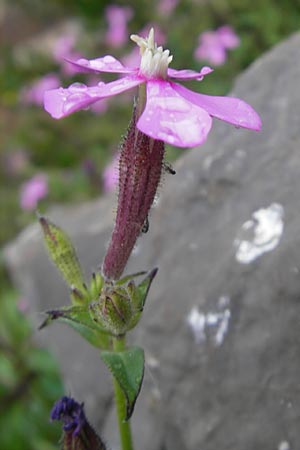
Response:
[[39, 306, 111, 349], [39, 216, 85, 299], [100, 346, 144, 420]]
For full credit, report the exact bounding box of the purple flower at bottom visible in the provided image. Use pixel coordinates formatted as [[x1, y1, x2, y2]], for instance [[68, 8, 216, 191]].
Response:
[[20, 174, 48, 211], [51, 396, 86, 436], [51, 396, 107, 449], [44, 28, 261, 148]]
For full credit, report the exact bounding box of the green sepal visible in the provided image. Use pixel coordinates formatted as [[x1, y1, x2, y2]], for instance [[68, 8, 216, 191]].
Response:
[[88, 272, 104, 301], [39, 215, 85, 300], [100, 346, 144, 420], [128, 268, 158, 329], [115, 271, 148, 286], [39, 305, 111, 349]]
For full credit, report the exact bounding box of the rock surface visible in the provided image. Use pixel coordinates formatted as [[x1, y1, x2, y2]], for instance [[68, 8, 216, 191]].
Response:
[[5, 33, 300, 450]]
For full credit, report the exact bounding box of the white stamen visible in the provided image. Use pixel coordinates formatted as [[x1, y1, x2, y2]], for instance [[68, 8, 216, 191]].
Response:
[[130, 28, 173, 79]]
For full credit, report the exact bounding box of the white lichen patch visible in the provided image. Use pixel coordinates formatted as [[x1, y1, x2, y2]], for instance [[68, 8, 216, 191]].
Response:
[[186, 297, 231, 346], [234, 203, 284, 264], [278, 441, 291, 450]]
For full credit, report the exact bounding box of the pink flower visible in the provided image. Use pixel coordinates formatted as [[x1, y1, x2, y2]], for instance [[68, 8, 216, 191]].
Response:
[[21, 73, 60, 106], [217, 25, 240, 49], [20, 174, 48, 210], [44, 29, 261, 148], [102, 153, 120, 192], [194, 25, 240, 66], [105, 5, 133, 48]]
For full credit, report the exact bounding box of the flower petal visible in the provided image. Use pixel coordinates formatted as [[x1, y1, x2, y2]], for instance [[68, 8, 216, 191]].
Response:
[[173, 83, 262, 131], [65, 55, 137, 74], [168, 66, 213, 81], [44, 77, 142, 119], [137, 81, 212, 148]]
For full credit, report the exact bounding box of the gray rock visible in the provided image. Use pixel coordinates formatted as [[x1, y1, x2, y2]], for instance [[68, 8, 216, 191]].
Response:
[[5, 32, 300, 450]]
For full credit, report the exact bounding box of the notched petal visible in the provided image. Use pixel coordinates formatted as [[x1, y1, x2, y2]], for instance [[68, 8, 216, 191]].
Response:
[[168, 66, 213, 81], [137, 81, 212, 148], [174, 83, 262, 131], [65, 55, 137, 74], [44, 86, 101, 119], [44, 77, 142, 119]]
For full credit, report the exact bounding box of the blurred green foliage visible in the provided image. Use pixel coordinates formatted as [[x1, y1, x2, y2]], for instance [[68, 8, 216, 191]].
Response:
[[0, 286, 63, 450], [1, 0, 300, 448]]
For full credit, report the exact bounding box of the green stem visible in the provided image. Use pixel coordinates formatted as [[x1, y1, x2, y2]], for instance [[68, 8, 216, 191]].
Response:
[[112, 335, 134, 450]]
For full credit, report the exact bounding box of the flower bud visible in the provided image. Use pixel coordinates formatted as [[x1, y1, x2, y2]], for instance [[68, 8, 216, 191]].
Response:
[[89, 285, 133, 336]]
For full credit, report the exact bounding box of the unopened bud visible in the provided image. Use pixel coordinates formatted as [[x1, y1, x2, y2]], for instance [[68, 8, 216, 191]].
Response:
[[89, 285, 133, 336]]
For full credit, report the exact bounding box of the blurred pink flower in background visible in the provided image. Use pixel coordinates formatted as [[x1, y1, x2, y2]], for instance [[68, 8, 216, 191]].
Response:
[[102, 153, 120, 193], [157, 0, 178, 15], [121, 46, 140, 70], [217, 25, 240, 49], [20, 174, 48, 210], [105, 5, 133, 48], [194, 25, 240, 66], [53, 33, 82, 75], [20, 73, 60, 106]]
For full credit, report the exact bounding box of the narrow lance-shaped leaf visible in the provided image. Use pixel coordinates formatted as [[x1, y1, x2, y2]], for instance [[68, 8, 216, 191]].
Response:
[[39, 215, 85, 299], [100, 346, 144, 420]]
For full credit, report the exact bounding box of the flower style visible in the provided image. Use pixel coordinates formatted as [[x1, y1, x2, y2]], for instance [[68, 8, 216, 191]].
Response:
[[121, 24, 165, 69], [194, 25, 240, 66], [44, 28, 261, 148]]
